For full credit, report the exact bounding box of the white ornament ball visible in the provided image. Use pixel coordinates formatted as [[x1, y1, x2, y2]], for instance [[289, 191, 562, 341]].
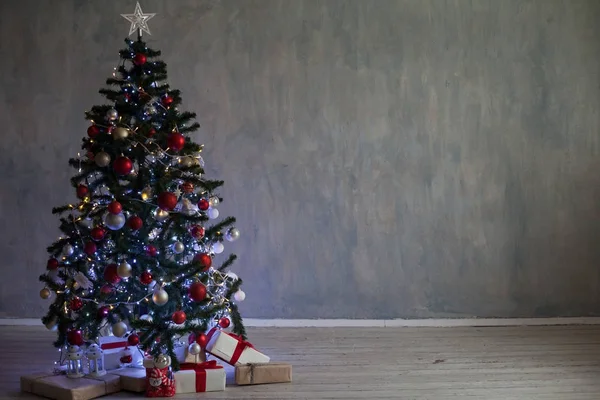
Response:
[[112, 321, 128, 337], [152, 288, 169, 306], [211, 242, 224, 254], [207, 208, 219, 219], [233, 290, 246, 302], [106, 108, 118, 121], [140, 314, 153, 323], [95, 152, 111, 167], [209, 196, 220, 208], [225, 272, 238, 281], [112, 127, 130, 140], [188, 343, 202, 355], [154, 208, 169, 222], [173, 241, 185, 254], [225, 228, 240, 242], [62, 244, 74, 257], [117, 262, 132, 278], [104, 213, 126, 230]]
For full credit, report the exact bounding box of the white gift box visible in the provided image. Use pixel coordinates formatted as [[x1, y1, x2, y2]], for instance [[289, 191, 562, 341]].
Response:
[[99, 336, 144, 370], [205, 329, 270, 366], [174, 361, 225, 393]]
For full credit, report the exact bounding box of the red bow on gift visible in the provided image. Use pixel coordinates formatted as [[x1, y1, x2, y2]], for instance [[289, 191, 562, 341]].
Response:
[[206, 328, 255, 365], [179, 360, 223, 392]]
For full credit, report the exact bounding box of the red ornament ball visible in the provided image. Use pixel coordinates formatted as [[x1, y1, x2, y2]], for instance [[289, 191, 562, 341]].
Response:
[[218, 317, 231, 329], [127, 333, 140, 346], [195, 332, 208, 347], [120, 353, 133, 364], [113, 156, 133, 175], [161, 95, 174, 107], [127, 216, 143, 231], [172, 310, 187, 324], [47, 258, 59, 270], [190, 225, 205, 239], [197, 199, 210, 211], [84, 241, 97, 256], [70, 297, 83, 311], [133, 53, 147, 65], [97, 306, 110, 320], [100, 284, 114, 294], [140, 271, 153, 285], [104, 263, 121, 285], [90, 227, 105, 241], [181, 182, 194, 193], [188, 282, 207, 302], [67, 329, 83, 346], [194, 253, 212, 270], [76, 184, 89, 199], [108, 201, 122, 214], [147, 128, 156, 137], [167, 133, 185, 152], [157, 192, 178, 211], [146, 245, 157, 257], [87, 125, 100, 138]]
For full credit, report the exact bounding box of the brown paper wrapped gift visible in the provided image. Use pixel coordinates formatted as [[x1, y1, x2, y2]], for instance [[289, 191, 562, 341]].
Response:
[[109, 368, 146, 392], [21, 371, 121, 400], [235, 363, 292, 385]]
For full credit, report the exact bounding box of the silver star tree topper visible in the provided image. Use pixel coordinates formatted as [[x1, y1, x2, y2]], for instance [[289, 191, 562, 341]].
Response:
[[121, 2, 156, 37]]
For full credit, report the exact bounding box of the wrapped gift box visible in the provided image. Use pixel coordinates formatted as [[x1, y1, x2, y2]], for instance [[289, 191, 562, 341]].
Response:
[[109, 368, 146, 392], [174, 361, 225, 393], [205, 328, 270, 366], [235, 363, 292, 385], [99, 336, 143, 370], [21, 371, 121, 400]]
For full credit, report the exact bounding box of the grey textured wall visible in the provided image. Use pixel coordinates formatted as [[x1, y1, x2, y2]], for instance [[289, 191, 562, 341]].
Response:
[[1, 0, 600, 319]]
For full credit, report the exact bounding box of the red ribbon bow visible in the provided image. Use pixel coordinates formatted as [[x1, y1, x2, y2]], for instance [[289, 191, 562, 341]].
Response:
[[179, 360, 222, 392]]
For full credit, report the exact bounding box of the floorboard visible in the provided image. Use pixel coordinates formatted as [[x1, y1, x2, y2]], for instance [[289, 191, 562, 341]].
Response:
[[2, 325, 600, 399]]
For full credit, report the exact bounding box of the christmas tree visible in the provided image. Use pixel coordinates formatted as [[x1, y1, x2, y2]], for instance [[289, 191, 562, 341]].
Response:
[[39, 5, 246, 372]]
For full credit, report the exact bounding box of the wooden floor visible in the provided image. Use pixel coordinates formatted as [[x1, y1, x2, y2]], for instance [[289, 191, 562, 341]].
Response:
[[3, 325, 600, 399]]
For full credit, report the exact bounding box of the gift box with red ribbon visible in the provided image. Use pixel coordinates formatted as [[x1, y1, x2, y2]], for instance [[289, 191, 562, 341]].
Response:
[[205, 327, 270, 366], [99, 336, 144, 370], [174, 361, 225, 393]]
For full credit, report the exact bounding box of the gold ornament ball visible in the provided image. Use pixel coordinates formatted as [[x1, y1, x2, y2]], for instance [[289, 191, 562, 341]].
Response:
[[112, 127, 130, 140], [154, 208, 169, 222], [117, 262, 132, 278], [95, 151, 111, 167], [112, 321, 128, 337], [180, 156, 195, 168], [40, 288, 51, 299], [152, 288, 169, 306], [141, 187, 153, 201]]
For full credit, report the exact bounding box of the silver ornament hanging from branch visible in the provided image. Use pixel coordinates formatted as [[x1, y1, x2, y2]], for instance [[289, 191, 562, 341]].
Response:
[[106, 108, 119, 121], [95, 152, 111, 167]]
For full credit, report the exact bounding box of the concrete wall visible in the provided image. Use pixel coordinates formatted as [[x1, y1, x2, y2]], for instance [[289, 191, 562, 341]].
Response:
[[2, 0, 600, 319]]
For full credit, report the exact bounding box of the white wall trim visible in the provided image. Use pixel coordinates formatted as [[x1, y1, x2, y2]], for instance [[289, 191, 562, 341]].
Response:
[[2, 317, 600, 327]]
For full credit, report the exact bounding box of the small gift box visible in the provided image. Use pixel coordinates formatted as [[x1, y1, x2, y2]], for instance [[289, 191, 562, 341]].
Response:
[[174, 361, 225, 393], [99, 336, 143, 370], [110, 368, 146, 393], [235, 363, 292, 385], [21, 371, 121, 400], [205, 328, 270, 366]]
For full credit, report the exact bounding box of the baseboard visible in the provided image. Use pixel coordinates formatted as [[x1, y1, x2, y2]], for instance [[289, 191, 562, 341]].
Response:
[[2, 317, 600, 327]]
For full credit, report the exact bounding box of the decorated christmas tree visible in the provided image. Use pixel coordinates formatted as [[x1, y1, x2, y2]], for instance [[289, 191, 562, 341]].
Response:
[[39, 3, 246, 373]]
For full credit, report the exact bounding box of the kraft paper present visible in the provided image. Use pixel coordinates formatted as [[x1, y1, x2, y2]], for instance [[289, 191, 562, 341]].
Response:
[[205, 329, 270, 366], [109, 367, 146, 392], [21, 371, 121, 400], [235, 363, 292, 385]]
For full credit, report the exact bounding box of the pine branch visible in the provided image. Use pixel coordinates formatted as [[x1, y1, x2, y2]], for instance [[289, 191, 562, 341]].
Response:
[[217, 254, 237, 272], [205, 216, 236, 237]]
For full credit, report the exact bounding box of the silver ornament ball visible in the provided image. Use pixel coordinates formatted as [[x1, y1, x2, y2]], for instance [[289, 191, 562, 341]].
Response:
[[233, 290, 246, 302], [112, 127, 130, 140], [209, 196, 220, 208], [212, 242, 224, 254], [117, 262, 132, 278], [152, 288, 169, 306], [140, 314, 153, 323], [104, 213, 126, 230], [112, 321, 128, 337], [173, 241, 185, 254], [188, 343, 202, 355], [62, 244, 74, 257], [106, 108, 118, 121], [225, 227, 240, 242], [207, 208, 219, 219], [94, 152, 111, 167]]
